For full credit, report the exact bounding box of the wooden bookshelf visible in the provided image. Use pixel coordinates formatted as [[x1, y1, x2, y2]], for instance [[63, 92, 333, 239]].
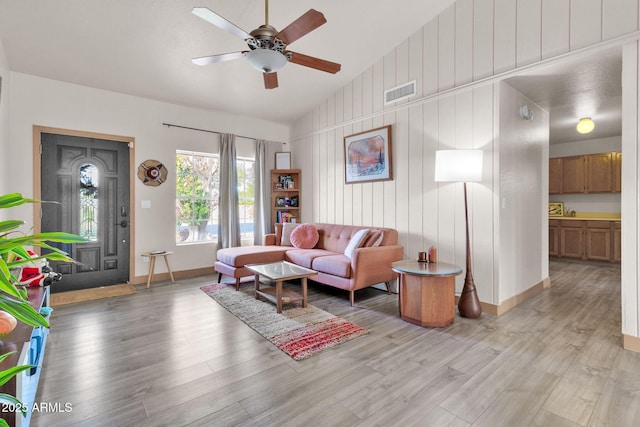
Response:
[[271, 169, 300, 231]]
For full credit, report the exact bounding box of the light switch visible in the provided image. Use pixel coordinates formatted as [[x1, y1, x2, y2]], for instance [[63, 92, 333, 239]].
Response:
[[141, 200, 151, 209]]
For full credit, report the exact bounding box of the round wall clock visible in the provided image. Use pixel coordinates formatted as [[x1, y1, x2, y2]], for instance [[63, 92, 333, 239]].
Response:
[[137, 160, 167, 186]]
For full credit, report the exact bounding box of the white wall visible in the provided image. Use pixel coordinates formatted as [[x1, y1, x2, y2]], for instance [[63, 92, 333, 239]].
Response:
[[550, 136, 621, 157], [622, 42, 640, 341], [0, 38, 10, 203], [498, 82, 550, 301], [290, 0, 640, 312], [8, 72, 287, 279]]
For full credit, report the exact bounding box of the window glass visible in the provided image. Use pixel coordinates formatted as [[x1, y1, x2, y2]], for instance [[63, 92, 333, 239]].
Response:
[[79, 164, 98, 241], [176, 151, 255, 245], [176, 151, 219, 243]]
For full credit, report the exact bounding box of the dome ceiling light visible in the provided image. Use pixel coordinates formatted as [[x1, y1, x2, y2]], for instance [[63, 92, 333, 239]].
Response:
[[576, 117, 595, 134]]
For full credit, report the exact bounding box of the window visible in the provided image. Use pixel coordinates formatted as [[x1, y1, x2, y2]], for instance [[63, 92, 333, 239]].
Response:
[[175, 151, 255, 245], [176, 151, 219, 243], [79, 164, 98, 241]]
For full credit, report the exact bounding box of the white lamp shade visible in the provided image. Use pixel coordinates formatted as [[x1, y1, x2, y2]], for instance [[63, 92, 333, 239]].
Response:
[[245, 49, 288, 73], [434, 149, 483, 182]]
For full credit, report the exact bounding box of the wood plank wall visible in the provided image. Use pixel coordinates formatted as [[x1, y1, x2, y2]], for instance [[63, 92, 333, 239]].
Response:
[[290, 0, 640, 316]]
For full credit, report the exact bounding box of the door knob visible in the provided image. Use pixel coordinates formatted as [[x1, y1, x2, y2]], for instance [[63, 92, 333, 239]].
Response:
[[116, 220, 128, 228]]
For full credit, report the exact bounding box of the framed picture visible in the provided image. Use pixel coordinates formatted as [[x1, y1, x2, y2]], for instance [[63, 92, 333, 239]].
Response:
[[275, 152, 291, 169], [275, 197, 286, 207], [549, 202, 564, 217], [344, 125, 393, 184]]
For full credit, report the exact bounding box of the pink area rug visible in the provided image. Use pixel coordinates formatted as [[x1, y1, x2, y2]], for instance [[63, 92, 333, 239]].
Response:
[[200, 282, 368, 360]]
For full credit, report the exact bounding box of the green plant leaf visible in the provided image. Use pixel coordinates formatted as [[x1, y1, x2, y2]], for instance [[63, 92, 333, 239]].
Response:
[[32, 241, 71, 258], [7, 245, 31, 260], [6, 254, 50, 269], [0, 393, 28, 416], [0, 258, 24, 299], [0, 351, 16, 364], [0, 193, 26, 209], [0, 220, 25, 233], [0, 233, 86, 253], [0, 365, 34, 387], [0, 298, 49, 328]]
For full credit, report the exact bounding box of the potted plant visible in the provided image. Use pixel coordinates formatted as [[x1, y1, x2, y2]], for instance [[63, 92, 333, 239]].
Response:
[[0, 193, 85, 426]]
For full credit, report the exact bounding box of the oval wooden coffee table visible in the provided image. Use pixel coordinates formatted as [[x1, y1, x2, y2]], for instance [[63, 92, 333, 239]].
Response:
[[245, 261, 318, 313], [392, 261, 462, 327]]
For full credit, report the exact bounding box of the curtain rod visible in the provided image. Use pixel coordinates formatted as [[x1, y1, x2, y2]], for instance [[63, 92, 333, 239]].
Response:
[[162, 122, 258, 141]]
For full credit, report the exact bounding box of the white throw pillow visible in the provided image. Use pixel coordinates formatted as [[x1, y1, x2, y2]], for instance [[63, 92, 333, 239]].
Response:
[[344, 229, 370, 259], [281, 222, 299, 246]]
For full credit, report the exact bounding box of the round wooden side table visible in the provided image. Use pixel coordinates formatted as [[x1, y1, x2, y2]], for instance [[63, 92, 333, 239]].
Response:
[[392, 260, 462, 327]]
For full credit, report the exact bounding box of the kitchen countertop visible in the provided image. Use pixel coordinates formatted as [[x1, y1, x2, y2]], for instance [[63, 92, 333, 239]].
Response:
[[549, 216, 621, 221]]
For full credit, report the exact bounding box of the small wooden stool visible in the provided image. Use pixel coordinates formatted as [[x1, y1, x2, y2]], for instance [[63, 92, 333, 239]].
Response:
[[142, 251, 175, 288]]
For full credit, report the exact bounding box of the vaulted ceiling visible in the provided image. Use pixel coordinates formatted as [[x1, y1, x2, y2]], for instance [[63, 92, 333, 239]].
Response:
[[0, 0, 455, 125], [0, 1, 623, 143]]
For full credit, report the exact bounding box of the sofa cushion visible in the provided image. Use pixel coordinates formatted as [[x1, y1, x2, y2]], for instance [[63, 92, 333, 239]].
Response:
[[290, 223, 319, 249], [344, 228, 369, 259], [216, 245, 289, 267], [285, 249, 336, 269], [281, 222, 298, 246], [312, 254, 352, 278]]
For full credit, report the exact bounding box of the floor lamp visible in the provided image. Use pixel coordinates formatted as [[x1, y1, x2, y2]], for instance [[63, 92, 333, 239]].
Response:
[[434, 149, 483, 318]]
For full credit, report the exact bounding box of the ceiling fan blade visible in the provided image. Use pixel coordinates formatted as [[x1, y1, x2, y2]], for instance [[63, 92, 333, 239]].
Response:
[[287, 51, 341, 74], [192, 7, 252, 40], [275, 9, 326, 45], [192, 51, 246, 66], [264, 72, 279, 89]]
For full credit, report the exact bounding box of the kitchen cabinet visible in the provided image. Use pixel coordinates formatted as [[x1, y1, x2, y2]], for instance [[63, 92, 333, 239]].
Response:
[[549, 158, 563, 194], [585, 221, 611, 261], [549, 219, 559, 256], [613, 222, 622, 262], [586, 153, 613, 192], [550, 152, 621, 194], [560, 220, 584, 258], [551, 219, 620, 262], [562, 156, 586, 194], [614, 152, 622, 192]]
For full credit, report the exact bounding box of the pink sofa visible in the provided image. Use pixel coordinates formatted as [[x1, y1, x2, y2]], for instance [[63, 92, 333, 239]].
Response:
[[215, 223, 404, 306]]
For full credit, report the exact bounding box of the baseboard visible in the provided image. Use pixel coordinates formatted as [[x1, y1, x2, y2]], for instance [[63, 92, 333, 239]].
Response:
[[132, 266, 215, 285], [456, 277, 550, 316], [623, 334, 640, 353]]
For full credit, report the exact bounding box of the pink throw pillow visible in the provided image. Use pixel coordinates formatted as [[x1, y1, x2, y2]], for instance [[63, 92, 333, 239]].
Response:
[[290, 224, 319, 249]]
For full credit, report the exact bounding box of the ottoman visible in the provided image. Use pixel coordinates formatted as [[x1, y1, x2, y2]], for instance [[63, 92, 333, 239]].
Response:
[[215, 245, 289, 290]]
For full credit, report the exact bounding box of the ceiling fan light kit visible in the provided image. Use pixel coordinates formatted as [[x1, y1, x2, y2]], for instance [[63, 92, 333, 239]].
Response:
[[246, 49, 288, 73], [191, 1, 341, 89], [576, 117, 595, 134]]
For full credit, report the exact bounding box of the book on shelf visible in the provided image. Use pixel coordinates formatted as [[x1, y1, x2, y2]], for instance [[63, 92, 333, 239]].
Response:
[[277, 211, 296, 223], [277, 175, 295, 189]]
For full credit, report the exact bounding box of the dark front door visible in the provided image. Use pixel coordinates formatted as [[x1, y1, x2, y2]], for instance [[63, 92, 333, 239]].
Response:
[[41, 133, 130, 292]]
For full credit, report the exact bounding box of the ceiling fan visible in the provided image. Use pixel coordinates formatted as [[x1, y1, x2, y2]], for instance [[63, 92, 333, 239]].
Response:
[[191, 0, 341, 89]]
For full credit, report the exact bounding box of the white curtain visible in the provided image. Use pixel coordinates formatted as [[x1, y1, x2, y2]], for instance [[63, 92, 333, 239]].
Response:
[[218, 133, 241, 248], [254, 139, 270, 244]]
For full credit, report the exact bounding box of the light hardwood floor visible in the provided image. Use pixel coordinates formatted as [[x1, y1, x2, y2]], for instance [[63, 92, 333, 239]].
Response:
[[31, 259, 640, 426]]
